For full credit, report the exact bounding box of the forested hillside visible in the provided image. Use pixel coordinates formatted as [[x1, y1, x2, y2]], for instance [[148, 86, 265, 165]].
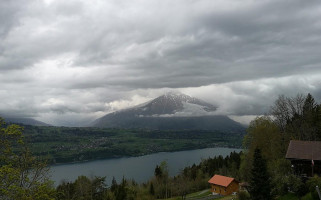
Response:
[[20, 126, 243, 164]]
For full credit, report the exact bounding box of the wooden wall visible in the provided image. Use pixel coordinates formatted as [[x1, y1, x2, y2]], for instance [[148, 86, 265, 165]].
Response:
[[210, 180, 239, 195]]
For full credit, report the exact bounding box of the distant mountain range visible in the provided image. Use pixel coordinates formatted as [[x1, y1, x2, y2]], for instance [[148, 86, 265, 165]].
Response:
[[2, 117, 50, 126], [92, 92, 245, 132]]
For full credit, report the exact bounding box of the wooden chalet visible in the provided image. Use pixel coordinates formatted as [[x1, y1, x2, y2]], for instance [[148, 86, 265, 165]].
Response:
[[286, 140, 321, 177], [208, 174, 239, 196]]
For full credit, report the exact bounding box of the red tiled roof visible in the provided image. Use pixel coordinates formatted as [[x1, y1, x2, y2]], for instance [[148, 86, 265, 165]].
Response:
[[286, 140, 321, 161], [208, 175, 236, 187]]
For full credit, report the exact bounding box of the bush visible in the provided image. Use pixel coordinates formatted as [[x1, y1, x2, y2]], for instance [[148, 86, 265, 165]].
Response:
[[238, 190, 250, 200], [271, 174, 289, 196], [271, 174, 308, 197], [287, 174, 308, 197], [307, 176, 321, 200]]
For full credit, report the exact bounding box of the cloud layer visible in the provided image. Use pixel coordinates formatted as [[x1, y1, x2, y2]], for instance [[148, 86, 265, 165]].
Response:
[[1, 0, 321, 126]]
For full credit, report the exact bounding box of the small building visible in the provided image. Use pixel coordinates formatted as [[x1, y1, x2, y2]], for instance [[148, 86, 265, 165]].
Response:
[[286, 140, 321, 177], [239, 182, 249, 191], [208, 174, 239, 196]]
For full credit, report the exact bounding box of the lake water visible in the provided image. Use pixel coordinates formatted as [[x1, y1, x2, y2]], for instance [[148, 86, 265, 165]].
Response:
[[50, 147, 241, 186]]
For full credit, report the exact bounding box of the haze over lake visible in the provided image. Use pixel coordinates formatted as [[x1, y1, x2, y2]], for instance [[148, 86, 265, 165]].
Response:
[[50, 147, 241, 185]]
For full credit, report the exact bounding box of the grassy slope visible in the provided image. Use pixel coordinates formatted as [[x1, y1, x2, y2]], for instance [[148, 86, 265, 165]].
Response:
[[162, 191, 314, 200], [160, 191, 235, 200]]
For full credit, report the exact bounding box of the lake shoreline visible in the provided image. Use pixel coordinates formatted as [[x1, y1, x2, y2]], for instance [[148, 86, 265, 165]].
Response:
[[49, 144, 242, 166], [50, 147, 242, 186]]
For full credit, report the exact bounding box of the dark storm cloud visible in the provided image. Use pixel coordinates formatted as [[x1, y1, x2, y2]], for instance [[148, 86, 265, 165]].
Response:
[[1, 0, 321, 125]]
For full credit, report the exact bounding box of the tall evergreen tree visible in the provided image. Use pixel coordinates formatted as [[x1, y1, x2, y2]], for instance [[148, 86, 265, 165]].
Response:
[[149, 182, 155, 196], [249, 148, 271, 200], [110, 177, 117, 192], [303, 93, 316, 116], [154, 165, 162, 178]]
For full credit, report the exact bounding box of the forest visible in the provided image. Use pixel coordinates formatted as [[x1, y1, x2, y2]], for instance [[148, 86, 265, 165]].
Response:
[[1, 93, 321, 200]]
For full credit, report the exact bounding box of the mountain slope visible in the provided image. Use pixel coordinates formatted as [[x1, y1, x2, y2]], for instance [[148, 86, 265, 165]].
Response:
[[4, 117, 51, 126], [92, 93, 245, 132]]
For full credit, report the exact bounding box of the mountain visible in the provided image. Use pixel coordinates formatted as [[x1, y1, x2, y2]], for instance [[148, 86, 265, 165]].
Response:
[[3, 117, 51, 126], [92, 92, 245, 132]]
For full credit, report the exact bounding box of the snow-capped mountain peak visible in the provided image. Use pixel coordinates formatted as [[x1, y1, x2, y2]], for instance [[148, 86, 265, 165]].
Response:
[[92, 93, 244, 132], [125, 92, 217, 117]]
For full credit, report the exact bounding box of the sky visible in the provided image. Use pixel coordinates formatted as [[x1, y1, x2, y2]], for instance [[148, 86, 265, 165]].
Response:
[[1, 0, 321, 126]]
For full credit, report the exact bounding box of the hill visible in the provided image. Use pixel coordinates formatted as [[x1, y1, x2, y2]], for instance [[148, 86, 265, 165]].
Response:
[[3, 117, 50, 126]]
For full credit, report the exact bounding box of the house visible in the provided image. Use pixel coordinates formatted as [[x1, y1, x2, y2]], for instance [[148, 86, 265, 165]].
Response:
[[208, 174, 239, 196], [286, 140, 321, 177]]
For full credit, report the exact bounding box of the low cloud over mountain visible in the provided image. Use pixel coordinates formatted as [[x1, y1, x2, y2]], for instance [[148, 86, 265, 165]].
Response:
[[92, 93, 245, 132]]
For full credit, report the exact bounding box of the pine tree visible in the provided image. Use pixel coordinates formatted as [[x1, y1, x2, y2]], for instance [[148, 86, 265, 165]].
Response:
[[154, 165, 162, 178], [115, 177, 127, 200], [249, 148, 272, 200], [149, 182, 155, 195], [110, 176, 117, 192]]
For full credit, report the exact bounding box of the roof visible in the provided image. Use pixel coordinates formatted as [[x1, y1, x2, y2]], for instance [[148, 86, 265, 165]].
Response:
[[239, 182, 249, 187], [208, 175, 236, 187], [286, 140, 321, 161]]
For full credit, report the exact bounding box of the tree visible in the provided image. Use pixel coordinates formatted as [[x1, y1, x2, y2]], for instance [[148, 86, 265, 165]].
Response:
[[249, 148, 271, 200], [153, 161, 170, 199], [110, 176, 118, 192], [73, 176, 92, 199], [91, 176, 108, 200], [115, 177, 127, 200], [56, 176, 108, 200], [56, 181, 75, 200], [300, 93, 319, 140], [149, 182, 155, 196], [154, 165, 162, 178], [271, 94, 305, 133], [0, 117, 55, 200], [271, 93, 321, 141], [244, 116, 283, 160]]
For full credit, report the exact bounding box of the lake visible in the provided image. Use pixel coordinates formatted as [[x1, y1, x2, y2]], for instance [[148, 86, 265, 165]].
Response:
[[50, 147, 241, 186]]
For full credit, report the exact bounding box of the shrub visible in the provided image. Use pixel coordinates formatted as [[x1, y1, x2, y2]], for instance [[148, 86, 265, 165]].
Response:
[[238, 190, 250, 200], [287, 174, 308, 197], [306, 176, 321, 200]]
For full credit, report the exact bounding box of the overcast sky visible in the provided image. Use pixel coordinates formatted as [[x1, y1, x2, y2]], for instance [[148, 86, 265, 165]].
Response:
[[1, 0, 321, 126]]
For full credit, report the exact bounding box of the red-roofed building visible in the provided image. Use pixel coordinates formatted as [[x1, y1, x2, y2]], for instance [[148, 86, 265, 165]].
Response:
[[208, 174, 239, 195]]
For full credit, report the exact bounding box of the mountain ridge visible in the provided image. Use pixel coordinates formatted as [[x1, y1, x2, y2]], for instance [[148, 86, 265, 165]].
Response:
[[92, 93, 245, 132], [3, 117, 51, 126]]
